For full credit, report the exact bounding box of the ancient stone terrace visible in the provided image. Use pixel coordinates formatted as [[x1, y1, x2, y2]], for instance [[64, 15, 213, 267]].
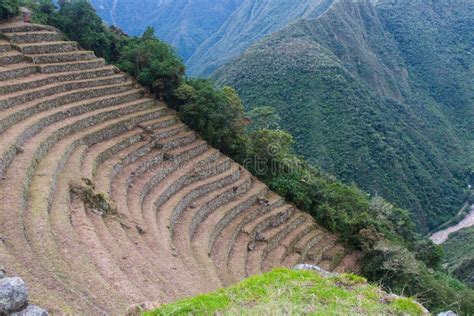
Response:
[[0, 21, 356, 314]]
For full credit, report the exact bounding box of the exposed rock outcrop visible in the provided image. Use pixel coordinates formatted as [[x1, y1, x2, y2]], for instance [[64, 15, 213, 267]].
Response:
[[293, 263, 337, 278], [0, 277, 28, 314], [0, 275, 47, 315]]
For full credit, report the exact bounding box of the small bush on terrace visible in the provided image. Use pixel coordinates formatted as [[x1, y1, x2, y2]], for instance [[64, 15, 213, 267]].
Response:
[[117, 27, 185, 104]]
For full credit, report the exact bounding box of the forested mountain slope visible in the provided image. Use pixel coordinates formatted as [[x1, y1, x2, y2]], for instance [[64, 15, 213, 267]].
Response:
[[215, 0, 473, 231], [376, 0, 474, 169], [186, 0, 336, 76], [90, 0, 243, 61], [88, 0, 336, 76], [443, 226, 474, 288]]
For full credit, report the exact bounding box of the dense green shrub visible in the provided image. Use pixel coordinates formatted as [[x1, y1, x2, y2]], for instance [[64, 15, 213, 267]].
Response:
[[178, 80, 245, 156], [362, 242, 474, 314], [443, 226, 474, 289], [117, 27, 185, 103], [0, 0, 19, 20]]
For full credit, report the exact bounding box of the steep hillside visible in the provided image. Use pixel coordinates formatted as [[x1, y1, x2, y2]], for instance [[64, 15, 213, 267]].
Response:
[[87, 0, 337, 76], [0, 21, 356, 314], [145, 269, 428, 315], [376, 0, 474, 172], [186, 0, 336, 76], [89, 0, 243, 61], [215, 0, 472, 231], [443, 226, 474, 288]]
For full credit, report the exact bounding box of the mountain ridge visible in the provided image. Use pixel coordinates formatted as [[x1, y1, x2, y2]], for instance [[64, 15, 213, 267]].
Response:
[[187, 0, 337, 76], [90, 0, 244, 61], [88, 0, 338, 76]]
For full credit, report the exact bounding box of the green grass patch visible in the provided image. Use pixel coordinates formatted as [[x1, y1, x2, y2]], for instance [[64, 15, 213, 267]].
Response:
[[144, 269, 425, 315]]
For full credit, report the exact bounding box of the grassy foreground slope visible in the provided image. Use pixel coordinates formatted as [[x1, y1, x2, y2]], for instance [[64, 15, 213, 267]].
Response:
[[215, 0, 471, 231], [443, 227, 474, 288], [145, 269, 426, 316]]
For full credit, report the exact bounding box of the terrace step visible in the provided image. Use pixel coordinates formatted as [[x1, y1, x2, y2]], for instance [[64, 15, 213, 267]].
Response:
[[82, 115, 177, 178], [259, 215, 307, 268], [0, 66, 117, 94], [262, 220, 315, 272], [1, 31, 63, 44], [245, 214, 304, 276], [0, 84, 140, 138], [48, 147, 135, 313], [173, 173, 254, 284], [24, 112, 173, 302], [192, 182, 269, 283], [134, 142, 216, 230], [0, 105, 167, 314], [318, 243, 347, 272], [26, 50, 96, 64], [0, 50, 24, 65], [0, 40, 12, 52], [15, 41, 78, 54], [306, 237, 338, 264], [28, 143, 135, 312], [0, 22, 56, 34], [154, 159, 240, 290], [0, 74, 127, 109], [301, 233, 335, 263], [0, 90, 146, 178], [37, 58, 106, 73], [118, 147, 228, 297], [282, 252, 301, 268], [209, 192, 284, 285], [242, 204, 295, 237], [93, 122, 186, 197], [0, 63, 37, 81], [294, 229, 323, 254]]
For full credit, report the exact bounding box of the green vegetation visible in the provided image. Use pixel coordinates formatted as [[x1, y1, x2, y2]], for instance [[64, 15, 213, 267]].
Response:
[[186, 0, 337, 76], [177, 80, 245, 156], [0, 0, 19, 20], [174, 77, 474, 314], [116, 27, 185, 103], [215, 0, 472, 233], [145, 269, 426, 316], [90, 0, 243, 61], [443, 226, 474, 288]]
